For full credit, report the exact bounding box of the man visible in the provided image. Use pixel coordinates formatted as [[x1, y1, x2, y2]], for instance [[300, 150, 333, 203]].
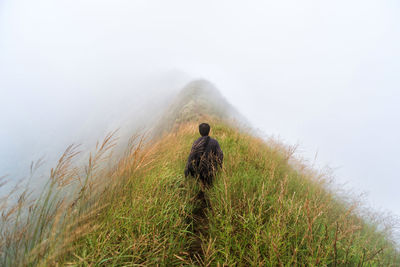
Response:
[[184, 123, 223, 186]]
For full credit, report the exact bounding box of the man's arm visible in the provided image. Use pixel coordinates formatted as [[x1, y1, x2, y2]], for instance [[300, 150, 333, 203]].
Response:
[[184, 141, 197, 177]]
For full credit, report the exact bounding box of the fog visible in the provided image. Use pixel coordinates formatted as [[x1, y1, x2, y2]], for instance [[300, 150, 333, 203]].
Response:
[[1, 0, 400, 219]]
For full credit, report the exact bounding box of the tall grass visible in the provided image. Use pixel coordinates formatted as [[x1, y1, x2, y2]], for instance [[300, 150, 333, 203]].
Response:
[[0, 132, 118, 266], [204, 123, 399, 266], [0, 119, 399, 266]]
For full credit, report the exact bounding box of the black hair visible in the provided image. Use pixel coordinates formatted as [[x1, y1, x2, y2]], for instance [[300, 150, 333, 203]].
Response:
[[199, 123, 210, 136]]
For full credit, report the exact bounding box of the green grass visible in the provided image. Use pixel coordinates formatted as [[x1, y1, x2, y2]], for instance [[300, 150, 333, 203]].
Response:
[[1, 120, 399, 266]]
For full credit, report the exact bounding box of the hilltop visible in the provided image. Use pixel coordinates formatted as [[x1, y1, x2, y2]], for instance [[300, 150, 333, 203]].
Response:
[[1, 81, 399, 266], [153, 79, 248, 136]]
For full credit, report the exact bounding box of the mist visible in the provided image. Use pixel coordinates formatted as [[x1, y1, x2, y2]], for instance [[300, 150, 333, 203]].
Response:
[[1, 0, 400, 219]]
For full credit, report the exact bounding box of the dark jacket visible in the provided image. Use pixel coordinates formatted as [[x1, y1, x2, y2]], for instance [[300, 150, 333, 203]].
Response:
[[184, 136, 223, 185]]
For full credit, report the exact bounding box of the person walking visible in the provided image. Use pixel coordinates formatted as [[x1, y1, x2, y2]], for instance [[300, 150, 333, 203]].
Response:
[[184, 123, 223, 187]]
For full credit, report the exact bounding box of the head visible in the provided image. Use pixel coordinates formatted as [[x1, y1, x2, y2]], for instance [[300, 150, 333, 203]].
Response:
[[199, 123, 210, 136]]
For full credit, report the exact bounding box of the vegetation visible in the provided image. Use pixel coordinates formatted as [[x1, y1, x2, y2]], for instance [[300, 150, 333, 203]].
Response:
[[1, 117, 399, 266]]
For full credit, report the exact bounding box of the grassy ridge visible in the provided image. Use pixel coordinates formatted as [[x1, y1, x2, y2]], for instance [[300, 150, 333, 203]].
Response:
[[65, 120, 399, 265], [1, 120, 399, 266]]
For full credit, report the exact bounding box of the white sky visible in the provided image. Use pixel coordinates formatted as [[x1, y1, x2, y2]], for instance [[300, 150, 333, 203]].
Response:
[[1, 1, 399, 218]]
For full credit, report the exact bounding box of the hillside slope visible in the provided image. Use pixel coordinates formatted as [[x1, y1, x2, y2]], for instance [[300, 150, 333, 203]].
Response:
[[65, 121, 398, 266], [1, 81, 399, 266]]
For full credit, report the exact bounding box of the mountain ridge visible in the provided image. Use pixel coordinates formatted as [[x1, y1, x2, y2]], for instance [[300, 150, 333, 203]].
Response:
[[1, 81, 399, 266], [153, 79, 249, 136]]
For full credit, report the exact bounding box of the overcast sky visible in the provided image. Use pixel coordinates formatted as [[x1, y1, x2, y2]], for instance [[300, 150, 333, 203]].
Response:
[[1, 0, 399, 219]]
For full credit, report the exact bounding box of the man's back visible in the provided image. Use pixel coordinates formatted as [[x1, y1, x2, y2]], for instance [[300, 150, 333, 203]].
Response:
[[184, 134, 223, 186]]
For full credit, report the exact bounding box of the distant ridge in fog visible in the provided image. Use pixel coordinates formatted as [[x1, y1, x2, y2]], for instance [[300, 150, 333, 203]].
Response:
[[154, 79, 249, 136]]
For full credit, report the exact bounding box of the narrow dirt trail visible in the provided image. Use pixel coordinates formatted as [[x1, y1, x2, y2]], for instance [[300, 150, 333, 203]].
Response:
[[188, 190, 210, 265]]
